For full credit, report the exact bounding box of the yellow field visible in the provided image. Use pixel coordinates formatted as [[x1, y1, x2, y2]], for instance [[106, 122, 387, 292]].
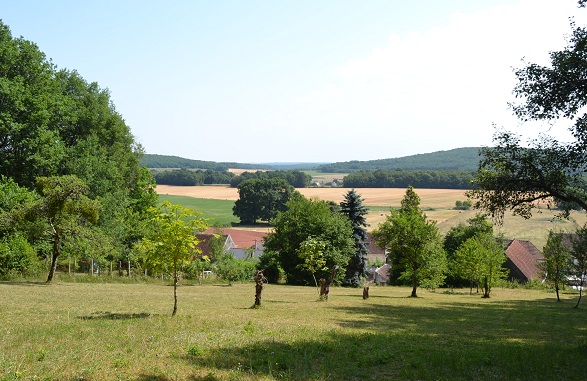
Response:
[[155, 185, 587, 249]]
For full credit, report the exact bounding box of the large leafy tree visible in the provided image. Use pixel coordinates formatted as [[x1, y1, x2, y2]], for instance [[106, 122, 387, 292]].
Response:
[[233, 178, 297, 224], [11, 175, 100, 282], [339, 189, 369, 287], [138, 201, 208, 316], [571, 224, 587, 308], [0, 20, 158, 266], [264, 193, 354, 285], [467, 11, 587, 220], [373, 186, 447, 297]]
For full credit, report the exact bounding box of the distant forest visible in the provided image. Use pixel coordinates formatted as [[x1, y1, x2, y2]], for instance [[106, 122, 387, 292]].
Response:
[[317, 147, 482, 173], [141, 154, 273, 171], [343, 170, 475, 189], [145, 148, 483, 189]]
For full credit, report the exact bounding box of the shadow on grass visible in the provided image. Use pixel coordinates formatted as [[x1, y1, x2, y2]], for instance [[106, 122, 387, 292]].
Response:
[[136, 374, 220, 381], [0, 280, 50, 286], [181, 297, 587, 381], [78, 311, 155, 320]]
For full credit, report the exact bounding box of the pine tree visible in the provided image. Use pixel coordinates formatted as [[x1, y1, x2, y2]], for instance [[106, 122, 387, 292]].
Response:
[[340, 189, 370, 287]]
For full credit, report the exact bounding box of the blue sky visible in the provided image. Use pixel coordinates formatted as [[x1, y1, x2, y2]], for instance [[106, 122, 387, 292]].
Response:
[[2, 1, 586, 163]]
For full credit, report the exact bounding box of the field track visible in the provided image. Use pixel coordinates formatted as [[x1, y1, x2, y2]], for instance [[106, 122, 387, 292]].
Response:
[[155, 185, 467, 208]]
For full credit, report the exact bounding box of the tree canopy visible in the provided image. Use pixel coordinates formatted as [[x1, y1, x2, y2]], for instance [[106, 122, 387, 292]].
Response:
[[468, 14, 587, 220], [233, 178, 297, 224], [264, 193, 355, 285], [373, 186, 447, 297]]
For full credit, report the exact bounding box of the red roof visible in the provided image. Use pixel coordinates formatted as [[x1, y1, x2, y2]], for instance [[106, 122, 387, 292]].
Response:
[[505, 239, 544, 280], [203, 228, 268, 249]]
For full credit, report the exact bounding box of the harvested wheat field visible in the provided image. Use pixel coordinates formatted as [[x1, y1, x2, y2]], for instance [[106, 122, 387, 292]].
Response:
[[155, 185, 467, 208]]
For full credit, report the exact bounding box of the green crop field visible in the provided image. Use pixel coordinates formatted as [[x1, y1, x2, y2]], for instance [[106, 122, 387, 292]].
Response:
[[159, 194, 238, 227], [1, 281, 586, 380]]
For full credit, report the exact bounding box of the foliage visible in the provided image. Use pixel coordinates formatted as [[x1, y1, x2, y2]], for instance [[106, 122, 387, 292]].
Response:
[[454, 200, 472, 210], [9, 175, 101, 282], [264, 193, 355, 285], [343, 169, 475, 189], [141, 153, 273, 170], [296, 236, 329, 295], [0, 21, 159, 271], [153, 168, 235, 185], [339, 189, 369, 287], [256, 250, 283, 283], [443, 214, 493, 286], [570, 223, 587, 308], [233, 178, 297, 224], [468, 17, 587, 221], [230, 170, 312, 188], [0, 234, 42, 279], [541, 230, 572, 302], [137, 201, 208, 316], [372, 186, 447, 297], [214, 253, 257, 285], [451, 234, 508, 297]]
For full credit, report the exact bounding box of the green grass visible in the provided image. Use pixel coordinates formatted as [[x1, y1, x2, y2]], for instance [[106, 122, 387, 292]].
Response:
[[1, 281, 586, 380], [159, 194, 238, 227]]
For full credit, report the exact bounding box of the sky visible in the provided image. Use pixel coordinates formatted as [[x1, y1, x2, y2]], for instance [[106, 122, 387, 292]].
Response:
[[2, 0, 587, 163]]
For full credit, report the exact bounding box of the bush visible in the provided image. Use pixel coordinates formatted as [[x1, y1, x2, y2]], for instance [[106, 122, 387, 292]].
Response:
[[257, 251, 283, 283], [214, 254, 257, 285], [0, 235, 43, 279]]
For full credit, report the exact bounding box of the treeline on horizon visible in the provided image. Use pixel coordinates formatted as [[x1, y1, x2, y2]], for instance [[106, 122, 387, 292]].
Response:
[[141, 154, 273, 171], [152, 168, 312, 188], [317, 147, 482, 173], [342, 169, 475, 189]]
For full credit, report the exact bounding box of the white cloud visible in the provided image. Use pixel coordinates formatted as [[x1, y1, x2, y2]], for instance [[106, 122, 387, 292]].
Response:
[[282, 0, 584, 161]]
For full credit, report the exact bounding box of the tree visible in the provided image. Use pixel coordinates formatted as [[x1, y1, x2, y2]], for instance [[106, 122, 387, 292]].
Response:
[[467, 13, 587, 221], [339, 189, 370, 287], [451, 234, 508, 297], [138, 201, 207, 316], [443, 214, 494, 287], [264, 193, 354, 285], [11, 175, 100, 282], [372, 186, 447, 297], [571, 224, 587, 308], [541, 230, 572, 302], [297, 236, 329, 296], [233, 178, 297, 224]]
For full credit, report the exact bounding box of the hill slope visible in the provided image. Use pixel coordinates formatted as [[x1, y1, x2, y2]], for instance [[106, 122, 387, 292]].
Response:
[[317, 147, 482, 172]]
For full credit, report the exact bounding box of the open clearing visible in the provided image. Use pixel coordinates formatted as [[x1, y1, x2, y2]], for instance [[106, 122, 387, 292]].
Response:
[[1, 281, 586, 380]]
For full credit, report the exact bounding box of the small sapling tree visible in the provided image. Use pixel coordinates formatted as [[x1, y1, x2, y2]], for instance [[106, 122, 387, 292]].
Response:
[[138, 201, 207, 316], [297, 236, 329, 297]]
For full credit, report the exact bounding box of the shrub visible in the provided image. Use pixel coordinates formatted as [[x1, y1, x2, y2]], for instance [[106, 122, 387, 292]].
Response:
[[0, 235, 43, 279]]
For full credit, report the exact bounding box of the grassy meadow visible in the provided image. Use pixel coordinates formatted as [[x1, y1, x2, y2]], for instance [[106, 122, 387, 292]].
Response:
[[1, 281, 587, 381]]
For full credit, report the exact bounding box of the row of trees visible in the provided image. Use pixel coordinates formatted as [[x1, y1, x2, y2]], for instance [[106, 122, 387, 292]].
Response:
[[230, 170, 312, 188], [153, 168, 235, 186], [343, 169, 474, 189]]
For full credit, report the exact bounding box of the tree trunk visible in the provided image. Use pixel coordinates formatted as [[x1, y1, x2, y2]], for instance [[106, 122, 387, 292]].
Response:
[[254, 270, 266, 307], [574, 277, 584, 309], [482, 277, 490, 298], [410, 273, 418, 297], [46, 232, 60, 282], [555, 282, 561, 302], [172, 266, 178, 317], [319, 266, 339, 300]]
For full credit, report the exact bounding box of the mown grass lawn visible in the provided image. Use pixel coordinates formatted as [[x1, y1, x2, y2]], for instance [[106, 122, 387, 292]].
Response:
[[1, 281, 586, 381]]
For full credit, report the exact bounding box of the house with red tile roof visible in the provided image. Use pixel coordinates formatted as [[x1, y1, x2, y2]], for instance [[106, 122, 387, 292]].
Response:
[[199, 228, 269, 260], [504, 239, 545, 283]]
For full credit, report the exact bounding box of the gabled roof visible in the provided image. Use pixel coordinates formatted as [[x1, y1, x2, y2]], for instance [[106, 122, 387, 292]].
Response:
[[203, 228, 268, 250], [505, 239, 544, 281], [364, 232, 386, 255]]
